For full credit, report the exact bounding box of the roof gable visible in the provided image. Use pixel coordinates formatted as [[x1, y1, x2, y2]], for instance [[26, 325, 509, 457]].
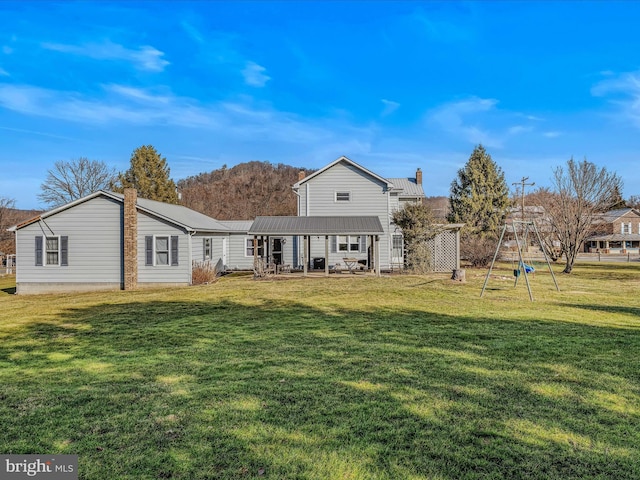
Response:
[[598, 208, 640, 223], [293, 156, 393, 189], [11, 190, 230, 233]]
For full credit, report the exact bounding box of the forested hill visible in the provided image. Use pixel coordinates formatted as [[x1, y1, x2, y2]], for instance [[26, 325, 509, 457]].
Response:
[[177, 161, 315, 220]]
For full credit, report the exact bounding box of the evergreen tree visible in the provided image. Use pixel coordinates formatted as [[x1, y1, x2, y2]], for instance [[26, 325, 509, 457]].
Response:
[[112, 145, 179, 204], [391, 203, 442, 273], [448, 145, 509, 236]]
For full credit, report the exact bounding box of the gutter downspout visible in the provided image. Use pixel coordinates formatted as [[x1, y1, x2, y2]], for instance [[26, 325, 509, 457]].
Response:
[[188, 230, 195, 285]]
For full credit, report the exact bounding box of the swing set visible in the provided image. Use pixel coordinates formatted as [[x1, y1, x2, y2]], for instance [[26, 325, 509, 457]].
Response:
[[480, 219, 560, 301]]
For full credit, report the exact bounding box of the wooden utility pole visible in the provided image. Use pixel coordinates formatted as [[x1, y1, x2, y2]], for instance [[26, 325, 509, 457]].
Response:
[[512, 177, 535, 220]]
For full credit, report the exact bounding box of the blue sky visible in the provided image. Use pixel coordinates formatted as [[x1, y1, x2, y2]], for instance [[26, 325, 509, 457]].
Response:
[[1, 1, 640, 210]]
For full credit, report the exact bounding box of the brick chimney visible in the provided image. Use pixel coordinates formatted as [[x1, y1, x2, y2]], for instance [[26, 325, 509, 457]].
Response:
[[298, 171, 306, 182], [123, 188, 138, 290], [416, 168, 422, 185]]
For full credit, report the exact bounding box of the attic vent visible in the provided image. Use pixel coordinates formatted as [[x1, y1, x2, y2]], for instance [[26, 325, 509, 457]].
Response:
[[335, 191, 351, 202]]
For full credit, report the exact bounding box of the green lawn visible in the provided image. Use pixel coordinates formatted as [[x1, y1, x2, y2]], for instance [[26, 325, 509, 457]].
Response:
[[0, 263, 639, 479]]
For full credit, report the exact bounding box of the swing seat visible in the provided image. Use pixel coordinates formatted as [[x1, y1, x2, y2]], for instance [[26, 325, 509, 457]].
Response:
[[520, 262, 535, 274]]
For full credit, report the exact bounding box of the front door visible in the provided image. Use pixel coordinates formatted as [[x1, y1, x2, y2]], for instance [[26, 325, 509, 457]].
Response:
[[222, 238, 228, 269], [271, 237, 283, 265]]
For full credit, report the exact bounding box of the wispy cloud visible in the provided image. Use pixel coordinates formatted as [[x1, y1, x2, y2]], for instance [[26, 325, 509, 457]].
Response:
[[42, 40, 170, 72], [0, 125, 75, 141], [427, 97, 503, 147], [0, 67, 8, 77], [381, 99, 400, 116], [242, 61, 270, 87], [180, 20, 205, 44], [411, 11, 473, 43], [0, 82, 374, 149], [105, 84, 172, 104], [543, 131, 562, 138], [591, 70, 640, 128]]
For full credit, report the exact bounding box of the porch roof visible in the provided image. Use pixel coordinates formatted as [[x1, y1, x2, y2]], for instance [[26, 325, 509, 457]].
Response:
[[587, 234, 640, 241], [248, 216, 384, 236]]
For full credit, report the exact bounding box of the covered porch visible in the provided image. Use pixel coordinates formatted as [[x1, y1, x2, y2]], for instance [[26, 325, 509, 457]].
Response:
[[586, 234, 640, 254], [247, 216, 384, 277]]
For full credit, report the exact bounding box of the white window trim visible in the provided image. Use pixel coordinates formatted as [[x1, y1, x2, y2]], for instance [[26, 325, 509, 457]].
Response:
[[203, 237, 212, 261], [154, 235, 171, 266], [45, 235, 61, 266], [335, 191, 351, 202], [244, 237, 265, 257], [337, 235, 361, 253]]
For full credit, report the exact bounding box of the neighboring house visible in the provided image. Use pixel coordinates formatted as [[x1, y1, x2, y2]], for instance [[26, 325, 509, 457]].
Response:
[[9, 189, 235, 294], [585, 208, 640, 254], [292, 156, 461, 271]]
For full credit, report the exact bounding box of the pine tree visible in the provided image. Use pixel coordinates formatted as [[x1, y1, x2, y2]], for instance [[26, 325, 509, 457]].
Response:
[[112, 145, 179, 204], [448, 145, 509, 236]]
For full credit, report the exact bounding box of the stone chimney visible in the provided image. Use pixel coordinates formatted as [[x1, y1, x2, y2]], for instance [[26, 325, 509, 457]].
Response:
[[123, 188, 138, 290], [416, 168, 422, 185], [298, 171, 306, 182]]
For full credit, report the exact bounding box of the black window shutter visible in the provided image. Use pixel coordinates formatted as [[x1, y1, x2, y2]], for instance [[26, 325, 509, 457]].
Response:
[[171, 236, 179, 266], [61, 236, 68, 266], [145, 236, 153, 266], [35, 236, 43, 266]]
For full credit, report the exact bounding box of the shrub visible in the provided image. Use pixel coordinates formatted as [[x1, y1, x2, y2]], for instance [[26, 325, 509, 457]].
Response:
[[460, 233, 498, 267], [191, 261, 218, 285]]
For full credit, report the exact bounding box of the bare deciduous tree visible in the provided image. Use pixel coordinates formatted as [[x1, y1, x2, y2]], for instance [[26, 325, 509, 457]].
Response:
[[0, 196, 16, 255], [546, 158, 622, 274], [627, 195, 640, 210], [39, 157, 116, 207]]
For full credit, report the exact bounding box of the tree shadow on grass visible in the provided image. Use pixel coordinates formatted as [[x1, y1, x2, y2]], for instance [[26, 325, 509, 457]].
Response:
[[559, 303, 640, 320], [1, 299, 639, 479]]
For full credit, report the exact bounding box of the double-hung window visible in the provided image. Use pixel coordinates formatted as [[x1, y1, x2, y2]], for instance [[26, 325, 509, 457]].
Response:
[[203, 238, 212, 261], [46, 237, 60, 265], [335, 235, 364, 253], [35, 235, 68, 266], [145, 235, 179, 266], [621, 222, 632, 234], [245, 238, 264, 257]]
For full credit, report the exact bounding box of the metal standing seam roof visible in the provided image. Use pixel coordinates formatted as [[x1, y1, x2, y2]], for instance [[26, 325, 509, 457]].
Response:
[[217, 220, 255, 232], [109, 192, 230, 232], [387, 178, 424, 197], [248, 216, 384, 235]]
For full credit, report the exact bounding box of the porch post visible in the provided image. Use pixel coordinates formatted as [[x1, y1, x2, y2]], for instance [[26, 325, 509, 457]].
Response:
[[325, 235, 329, 277], [376, 235, 381, 277], [303, 235, 308, 276], [253, 235, 258, 266], [370, 235, 376, 275]]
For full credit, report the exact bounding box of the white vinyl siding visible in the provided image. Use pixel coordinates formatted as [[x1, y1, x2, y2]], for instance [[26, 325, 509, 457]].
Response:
[[137, 211, 189, 285], [16, 196, 121, 287], [301, 161, 391, 268]]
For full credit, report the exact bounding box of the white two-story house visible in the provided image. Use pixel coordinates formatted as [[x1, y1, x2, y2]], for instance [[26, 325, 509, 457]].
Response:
[[292, 156, 430, 271]]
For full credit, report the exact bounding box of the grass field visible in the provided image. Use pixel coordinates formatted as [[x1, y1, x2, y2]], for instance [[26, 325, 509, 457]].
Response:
[[0, 263, 639, 479]]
